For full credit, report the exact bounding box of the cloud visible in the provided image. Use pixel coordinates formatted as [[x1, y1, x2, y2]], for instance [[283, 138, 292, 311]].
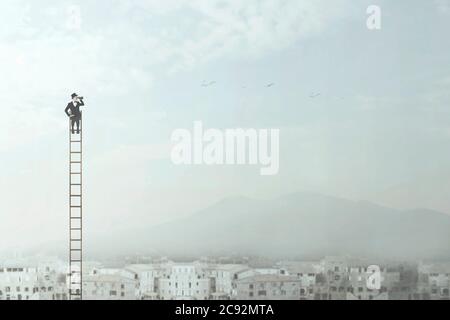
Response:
[[0, 0, 352, 151], [130, 0, 353, 72], [435, 0, 450, 14]]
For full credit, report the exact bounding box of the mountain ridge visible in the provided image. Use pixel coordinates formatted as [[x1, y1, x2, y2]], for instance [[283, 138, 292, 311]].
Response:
[[90, 192, 450, 260]]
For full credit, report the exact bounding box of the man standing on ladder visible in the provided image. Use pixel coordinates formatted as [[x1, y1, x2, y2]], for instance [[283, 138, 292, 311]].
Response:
[[65, 93, 85, 134]]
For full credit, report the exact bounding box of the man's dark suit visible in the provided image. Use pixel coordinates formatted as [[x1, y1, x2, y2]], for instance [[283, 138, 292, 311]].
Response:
[[65, 99, 84, 134]]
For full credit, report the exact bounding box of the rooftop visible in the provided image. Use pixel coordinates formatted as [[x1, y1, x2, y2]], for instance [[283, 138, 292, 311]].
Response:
[[237, 274, 299, 283]]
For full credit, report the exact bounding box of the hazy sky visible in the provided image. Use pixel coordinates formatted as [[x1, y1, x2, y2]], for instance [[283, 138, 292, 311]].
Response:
[[0, 0, 449, 251]]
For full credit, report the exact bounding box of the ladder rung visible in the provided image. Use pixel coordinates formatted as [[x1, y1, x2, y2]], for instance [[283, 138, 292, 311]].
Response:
[[70, 140, 81, 142], [70, 151, 82, 154], [70, 228, 82, 230], [71, 249, 82, 251], [70, 217, 82, 219], [71, 183, 82, 186], [70, 195, 81, 197], [71, 239, 82, 241], [70, 260, 82, 262], [70, 172, 81, 174], [70, 161, 82, 164], [70, 205, 81, 208]]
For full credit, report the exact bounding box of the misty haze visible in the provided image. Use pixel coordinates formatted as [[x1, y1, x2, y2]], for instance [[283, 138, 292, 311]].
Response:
[[0, 0, 449, 303]]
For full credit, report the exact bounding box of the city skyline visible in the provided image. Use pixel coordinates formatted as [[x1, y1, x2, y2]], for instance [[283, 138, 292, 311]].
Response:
[[1, 254, 449, 300], [0, 0, 449, 258]]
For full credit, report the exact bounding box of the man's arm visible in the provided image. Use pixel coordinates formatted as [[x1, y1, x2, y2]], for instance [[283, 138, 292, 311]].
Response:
[[64, 104, 71, 117], [78, 98, 84, 107]]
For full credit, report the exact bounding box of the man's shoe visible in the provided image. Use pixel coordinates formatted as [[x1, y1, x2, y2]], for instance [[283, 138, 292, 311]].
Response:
[[72, 130, 75, 134]]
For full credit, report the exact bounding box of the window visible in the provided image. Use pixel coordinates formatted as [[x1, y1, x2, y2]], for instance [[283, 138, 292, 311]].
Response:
[[110, 290, 117, 296], [249, 292, 253, 297], [258, 290, 267, 296]]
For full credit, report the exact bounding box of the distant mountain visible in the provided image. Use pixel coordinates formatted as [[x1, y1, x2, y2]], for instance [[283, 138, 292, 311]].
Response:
[[93, 192, 450, 260]]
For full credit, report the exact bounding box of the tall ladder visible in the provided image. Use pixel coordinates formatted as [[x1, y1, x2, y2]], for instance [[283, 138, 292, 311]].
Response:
[[69, 117, 83, 300]]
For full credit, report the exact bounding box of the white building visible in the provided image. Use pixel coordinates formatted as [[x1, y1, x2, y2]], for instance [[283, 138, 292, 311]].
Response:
[[419, 262, 450, 300], [158, 262, 211, 300], [0, 266, 66, 300], [82, 273, 137, 300], [0, 267, 39, 300], [235, 274, 301, 300], [277, 261, 321, 300], [124, 264, 163, 299], [208, 264, 250, 299]]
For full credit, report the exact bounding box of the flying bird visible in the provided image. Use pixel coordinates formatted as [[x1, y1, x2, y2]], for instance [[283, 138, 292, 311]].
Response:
[[309, 93, 321, 98], [201, 81, 216, 87], [266, 83, 275, 88]]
